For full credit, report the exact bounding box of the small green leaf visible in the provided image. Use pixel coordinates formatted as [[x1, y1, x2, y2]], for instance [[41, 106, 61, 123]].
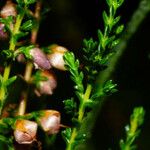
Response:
[[0, 135, 8, 143], [63, 98, 77, 115], [113, 16, 121, 26], [117, 0, 124, 7], [2, 118, 15, 127], [106, 0, 112, 7], [111, 39, 120, 47], [62, 128, 72, 144], [4, 76, 17, 87], [0, 16, 14, 33], [97, 29, 104, 43], [0, 122, 9, 134], [103, 80, 117, 94], [64, 52, 84, 95], [24, 0, 36, 5], [84, 99, 94, 108], [18, 45, 35, 59], [21, 20, 33, 31], [116, 25, 124, 34], [1, 50, 14, 59], [131, 107, 145, 126], [103, 11, 109, 26]]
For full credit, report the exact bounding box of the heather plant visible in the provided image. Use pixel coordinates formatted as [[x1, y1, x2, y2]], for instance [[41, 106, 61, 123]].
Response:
[[0, 0, 148, 150]]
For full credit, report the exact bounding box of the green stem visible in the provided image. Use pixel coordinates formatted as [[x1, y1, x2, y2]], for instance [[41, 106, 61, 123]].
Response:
[[66, 128, 77, 150], [78, 84, 92, 122], [0, 12, 25, 115], [66, 84, 92, 150]]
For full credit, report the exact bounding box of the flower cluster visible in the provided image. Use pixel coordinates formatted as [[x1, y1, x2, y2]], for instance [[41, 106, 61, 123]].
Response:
[[0, 0, 68, 148], [13, 110, 61, 144]]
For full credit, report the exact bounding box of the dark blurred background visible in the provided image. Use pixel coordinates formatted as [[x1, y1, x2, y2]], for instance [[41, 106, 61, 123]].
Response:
[[37, 0, 150, 150]]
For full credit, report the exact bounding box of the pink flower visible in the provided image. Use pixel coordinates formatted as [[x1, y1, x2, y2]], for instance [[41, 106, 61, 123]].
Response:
[[38, 110, 61, 134], [14, 119, 38, 144], [30, 48, 51, 70], [48, 45, 68, 71], [0, 0, 17, 18], [34, 71, 57, 96]]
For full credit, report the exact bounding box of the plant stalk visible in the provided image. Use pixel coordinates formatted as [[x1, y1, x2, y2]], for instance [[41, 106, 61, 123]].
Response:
[[0, 12, 25, 115], [66, 84, 92, 150], [18, 0, 42, 115]]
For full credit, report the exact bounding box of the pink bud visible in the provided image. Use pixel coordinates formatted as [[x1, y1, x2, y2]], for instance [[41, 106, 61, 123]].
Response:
[[39, 110, 61, 134], [0, 0, 17, 18], [48, 45, 68, 71], [17, 53, 26, 63], [14, 120, 38, 144], [35, 71, 57, 96], [0, 23, 8, 40], [30, 48, 51, 70]]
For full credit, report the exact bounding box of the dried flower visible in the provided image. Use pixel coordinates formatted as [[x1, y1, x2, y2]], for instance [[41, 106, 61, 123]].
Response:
[[38, 110, 61, 134], [0, 23, 8, 40], [34, 71, 57, 96], [48, 45, 68, 71], [30, 47, 51, 70], [0, 0, 17, 18], [14, 119, 38, 144]]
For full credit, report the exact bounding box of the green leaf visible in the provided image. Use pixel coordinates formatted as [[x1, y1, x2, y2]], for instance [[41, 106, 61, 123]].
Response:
[[119, 107, 145, 150], [131, 107, 145, 126], [0, 122, 9, 134], [97, 29, 104, 43], [21, 20, 33, 31], [83, 38, 97, 53], [2, 118, 15, 127], [18, 45, 35, 59], [4, 76, 17, 87], [111, 39, 120, 48], [113, 16, 121, 26], [84, 99, 94, 108], [62, 128, 72, 144], [117, 0, 124, 7], [103, 80, 117, 94], [0, 16, 14, 33], [116, 24, 124, 34], [64, 52, 84, 95], [1, 50, 14, 59], [63, 98, 77, 115], [103, 11, 109, 26], [24, 0, 36, 5], [0, 135, 8, 143], [106, 0, 112, 7], [0, 135, 14, 150]]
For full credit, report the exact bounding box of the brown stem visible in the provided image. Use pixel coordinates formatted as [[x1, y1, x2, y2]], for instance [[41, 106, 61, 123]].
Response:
[[18, 1, 42, 115]]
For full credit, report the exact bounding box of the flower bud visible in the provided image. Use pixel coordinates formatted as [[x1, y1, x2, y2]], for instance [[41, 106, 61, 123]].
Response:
[[34, 71, 57, 96], [14, 119, 38, 144], [17, 53, 26, 63], [0, 0, 17, 18], [30, 48, 51, 70], [38, 110, 61, 134], [0, 23, 8, 40], [48, 45, 68, 71]]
